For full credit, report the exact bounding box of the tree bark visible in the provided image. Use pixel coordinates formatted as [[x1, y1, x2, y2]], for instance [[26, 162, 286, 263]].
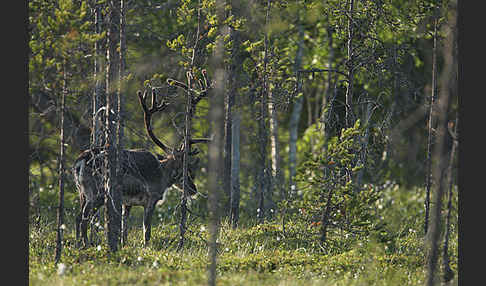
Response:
[[104, 0, 121, 253], [92, 1, 105, 148], [288, 15, 304, 196], [442, 115, 458, 283], [320, 188, 334, 243], [177, 72, 193, 252], [230, 110, 241, 228], [118, 0, 127, 246], [345, 0, 355, 128], [223, 71, 233, 217], [424, 7, 439, 236], [90, 0, 106, 246], [256, 0, 272, 223], [229, 19, 241, 228], [54, 59, 67, 264], [268, 87, 283, 200], [117, 0, 126, 151], [208, 0, 225, 283], [425, 4, 456, 285]]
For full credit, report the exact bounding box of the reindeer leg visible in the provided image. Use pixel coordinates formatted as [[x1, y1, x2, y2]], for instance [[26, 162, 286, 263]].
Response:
[[75, 211, 82, 248], [142, 201, 156, 247], [121, 205, 131, 247], [80, 200, 92, 248], [76, 193, 87, 248]]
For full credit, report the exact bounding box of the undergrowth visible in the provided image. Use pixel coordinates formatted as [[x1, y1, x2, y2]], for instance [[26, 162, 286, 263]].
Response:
[[28, 186, 458, 285]]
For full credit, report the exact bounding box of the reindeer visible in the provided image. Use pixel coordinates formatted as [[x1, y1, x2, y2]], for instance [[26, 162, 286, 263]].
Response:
[[73, 71, 211, 247]]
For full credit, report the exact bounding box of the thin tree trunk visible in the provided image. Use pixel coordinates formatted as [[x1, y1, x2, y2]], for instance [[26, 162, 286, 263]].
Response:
[[319, 25, 334, 149], [223, 73, 233, 217], [345, 0, 355, 128], [320, 187, 334, 243], [442, 18, 459, 281], [288, 15, 304, 196], [229, 17, 241, 228], [90, 0, 105, 246], [177, 1, 203, 251], [208, 0, 225, 283], [104, 0, 121, 253], [257, 0, 272, 223], [424, 6, 439, 236], [118, 0, 127, 246], [306, 88, 313, 128], [425, 4, 455, 285], [54, 59, 67, 264], [269, 87, 283, 200], [442, 114, 458, 283], [117, 0, 125, 150], [92, 1, 105, 148], [177, 72, 193, 252], [223, 13, 235, 215], [230, 110, 241, 228]]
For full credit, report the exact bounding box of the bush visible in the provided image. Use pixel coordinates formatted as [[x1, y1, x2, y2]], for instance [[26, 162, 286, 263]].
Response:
[[286, 120, 381, 245]]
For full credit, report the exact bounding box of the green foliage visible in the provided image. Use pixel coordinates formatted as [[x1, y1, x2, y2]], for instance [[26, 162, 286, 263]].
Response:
[[288, 121, 381, 244], [29, 183, 458, 285], [28, 0, 458, 283]]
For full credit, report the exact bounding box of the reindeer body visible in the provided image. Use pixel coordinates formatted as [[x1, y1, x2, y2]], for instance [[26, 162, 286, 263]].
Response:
[[74, 71, 211, 248], [73, 147, 196, 247]]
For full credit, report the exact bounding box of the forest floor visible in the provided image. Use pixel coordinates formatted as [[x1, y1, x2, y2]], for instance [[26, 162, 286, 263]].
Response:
[[29, 186, 458, 285]]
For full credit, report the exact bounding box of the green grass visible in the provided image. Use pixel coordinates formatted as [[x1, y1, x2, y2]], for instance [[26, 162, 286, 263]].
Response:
[[29, 186, 458, 285]]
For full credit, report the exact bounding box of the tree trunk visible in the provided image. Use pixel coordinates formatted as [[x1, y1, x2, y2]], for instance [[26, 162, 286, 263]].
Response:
[[229, 19, 241, 228], [425, 4, 455, 285], [230, 110, 241, 228], [104, 0, 121, 253], [208, 0, 226, 283], [288, 17, 304, 196], [345, 0, 355, 128], [90, 0, 106, 246], [442, 18, 458, 281], [320, 188, 334, 243], [92, 1, 105, 148], [177, 72, 193, 252], [118, 0, 127, 246], [223, 73, 233, 217], [268, 87, 284, 201], [319, 25, 334, 153], [256, 0, 272, 223], [442, 114, 458, 283], [117, 0, 126, 151], [424, 7, 439, 236], [54, 59, 67, 264]]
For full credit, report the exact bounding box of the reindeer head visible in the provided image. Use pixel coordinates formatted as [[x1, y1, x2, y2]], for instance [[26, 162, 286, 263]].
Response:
[[138, 76, 211, 198], [156, 149, 200, 196]]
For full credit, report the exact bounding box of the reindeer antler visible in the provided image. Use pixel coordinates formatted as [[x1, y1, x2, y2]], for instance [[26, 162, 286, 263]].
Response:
[[137, 88, 173, 154]]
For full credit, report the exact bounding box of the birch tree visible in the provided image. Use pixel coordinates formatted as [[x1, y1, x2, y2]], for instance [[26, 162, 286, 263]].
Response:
[[54, 59, 67, 264]]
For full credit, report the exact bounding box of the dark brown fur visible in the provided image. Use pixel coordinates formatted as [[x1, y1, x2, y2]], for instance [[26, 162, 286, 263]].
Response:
[[73, 148, 197, 247]]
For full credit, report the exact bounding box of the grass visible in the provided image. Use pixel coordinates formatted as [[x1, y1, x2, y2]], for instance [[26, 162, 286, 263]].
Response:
[[29, 186, 458, 285]]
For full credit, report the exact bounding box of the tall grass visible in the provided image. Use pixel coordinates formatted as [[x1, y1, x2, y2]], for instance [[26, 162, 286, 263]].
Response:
[[29, 186, 458, 285]]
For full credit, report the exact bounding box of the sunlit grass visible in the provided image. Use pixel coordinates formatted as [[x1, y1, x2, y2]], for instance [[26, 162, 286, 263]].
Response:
[[29, 186, 458, 285]]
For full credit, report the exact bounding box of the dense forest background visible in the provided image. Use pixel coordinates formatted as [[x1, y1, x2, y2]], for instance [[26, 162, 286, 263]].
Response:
[[28, 0, 458, 285]]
